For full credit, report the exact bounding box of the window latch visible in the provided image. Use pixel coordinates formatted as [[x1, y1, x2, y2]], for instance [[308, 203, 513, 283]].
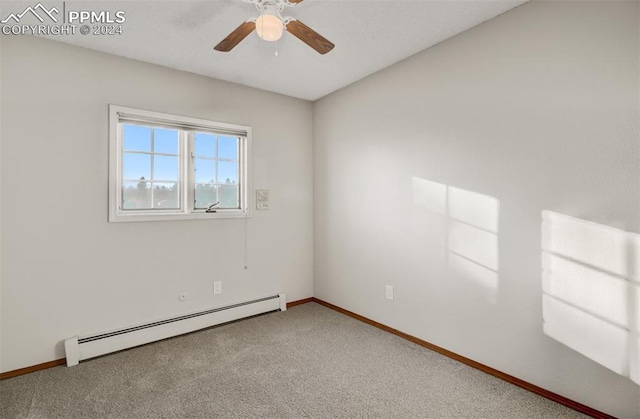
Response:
[[205, 202, 220, 213]]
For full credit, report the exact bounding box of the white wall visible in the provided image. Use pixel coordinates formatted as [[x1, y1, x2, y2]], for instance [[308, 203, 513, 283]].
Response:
[[0, 35, 314, 372], [313, 1, 640, 417]]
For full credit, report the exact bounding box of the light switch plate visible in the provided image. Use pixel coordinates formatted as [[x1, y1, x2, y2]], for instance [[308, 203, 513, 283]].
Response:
[[385, 285, 394, 300], [256, 189, 270, 210]]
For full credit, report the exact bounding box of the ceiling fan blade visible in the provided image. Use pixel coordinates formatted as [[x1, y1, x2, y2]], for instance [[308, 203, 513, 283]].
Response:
[[287, 0, 304, 3], [286, 19, 334, 55], [214, 21, 255, 52]]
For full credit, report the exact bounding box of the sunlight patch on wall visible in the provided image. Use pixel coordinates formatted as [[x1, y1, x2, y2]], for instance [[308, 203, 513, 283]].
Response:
[[448, 187, 499, 233], [542, 211, 639, 385], [413, 178, 447, 216], [543, 253, 629, 327], [449, 253, 499, 295], [542, 211, 631, 277], [543, 294, 629, 375], [413, 178, 499, 302], [449, 220, 499, 272]]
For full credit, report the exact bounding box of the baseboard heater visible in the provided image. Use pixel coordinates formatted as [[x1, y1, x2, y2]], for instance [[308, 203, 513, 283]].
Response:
[[64, 293, 287, 367]]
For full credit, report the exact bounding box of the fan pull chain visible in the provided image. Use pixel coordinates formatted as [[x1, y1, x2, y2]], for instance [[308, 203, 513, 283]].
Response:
[[275, 40, 279, 57]]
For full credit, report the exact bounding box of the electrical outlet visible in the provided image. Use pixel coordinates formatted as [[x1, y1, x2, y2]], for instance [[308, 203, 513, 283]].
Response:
[[385, 285, 394, 300], [213, 281, 222, 295]]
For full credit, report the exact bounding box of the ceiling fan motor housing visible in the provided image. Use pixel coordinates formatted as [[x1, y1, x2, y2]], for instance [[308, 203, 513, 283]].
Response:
[[244, 0, 295, 19], [215, 0, 334, 55]]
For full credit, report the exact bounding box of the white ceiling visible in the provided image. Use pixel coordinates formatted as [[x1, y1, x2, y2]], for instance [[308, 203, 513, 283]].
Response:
[[2, 0, 527, 101]]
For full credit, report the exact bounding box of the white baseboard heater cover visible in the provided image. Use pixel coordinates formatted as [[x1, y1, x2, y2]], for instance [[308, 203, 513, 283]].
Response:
[[64, 293, 287, 367]]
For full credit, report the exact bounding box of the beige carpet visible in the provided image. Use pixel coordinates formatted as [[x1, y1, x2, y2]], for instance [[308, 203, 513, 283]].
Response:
[[0, 302, 587, 418]]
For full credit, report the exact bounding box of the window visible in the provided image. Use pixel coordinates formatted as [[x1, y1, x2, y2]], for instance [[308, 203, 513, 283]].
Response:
[[109, 105, 251, 222]]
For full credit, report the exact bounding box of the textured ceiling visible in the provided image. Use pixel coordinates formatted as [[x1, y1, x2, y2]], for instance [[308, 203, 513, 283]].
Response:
[[1, 0, 527, 100]]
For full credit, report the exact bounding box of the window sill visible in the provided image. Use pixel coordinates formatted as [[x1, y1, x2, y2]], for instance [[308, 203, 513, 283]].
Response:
[[108, 210, 251, 223]]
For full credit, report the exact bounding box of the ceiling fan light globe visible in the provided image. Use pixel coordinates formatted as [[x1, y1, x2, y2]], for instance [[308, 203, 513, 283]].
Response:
[[255, 14, 283, 42]]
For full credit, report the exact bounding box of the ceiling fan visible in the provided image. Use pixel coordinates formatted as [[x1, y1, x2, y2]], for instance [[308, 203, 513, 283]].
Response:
[[214, 0, 335, 55]]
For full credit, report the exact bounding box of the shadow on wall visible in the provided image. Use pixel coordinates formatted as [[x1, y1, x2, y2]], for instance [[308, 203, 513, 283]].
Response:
[[541, 211, 639, 385], [412, 177, 500, 303]]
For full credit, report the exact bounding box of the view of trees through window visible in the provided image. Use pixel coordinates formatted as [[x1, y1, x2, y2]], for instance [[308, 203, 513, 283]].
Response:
[[193, 132, 239, 209], [121, 124, 240, 211]]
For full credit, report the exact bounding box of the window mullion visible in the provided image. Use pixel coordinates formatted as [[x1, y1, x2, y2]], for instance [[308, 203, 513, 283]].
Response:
[[150, 129, 155, 209], [215, 135, 219, 205], [186, 131, 194, 213]]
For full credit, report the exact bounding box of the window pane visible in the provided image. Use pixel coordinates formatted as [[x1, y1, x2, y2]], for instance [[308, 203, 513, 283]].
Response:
[[154, 128, 179, 155], [123, 153, 151, 181], [123, 125, 151, 152], [218, 161, 238, 184], [195, 159, 216, 183], [194, 133, 216, 157], [154, 155, 179, 181], [195, 184, 218, 209], [122, 181, 151, 209], [218, 136, 238, 160], [153, 182, 179, 209], [219, 184, 239, 208]]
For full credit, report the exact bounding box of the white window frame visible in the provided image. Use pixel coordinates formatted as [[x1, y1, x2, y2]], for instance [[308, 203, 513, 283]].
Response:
[[109, 105, 252, 222]]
